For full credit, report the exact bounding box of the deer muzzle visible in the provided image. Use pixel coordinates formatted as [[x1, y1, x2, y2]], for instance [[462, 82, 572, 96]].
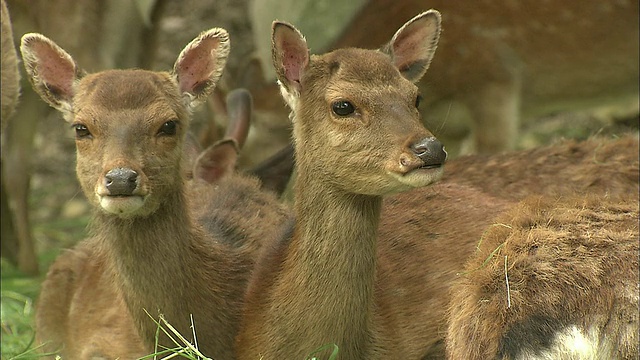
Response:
[[411, 137, 447, 169], [98, 167, 145, 216]]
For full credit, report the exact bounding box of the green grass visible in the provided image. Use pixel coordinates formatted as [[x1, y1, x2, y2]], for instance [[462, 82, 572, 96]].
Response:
[[1, 203, 89, 359], [1, 259, 41, 360]]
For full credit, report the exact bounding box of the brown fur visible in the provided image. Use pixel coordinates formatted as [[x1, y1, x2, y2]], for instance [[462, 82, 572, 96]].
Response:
[[444, 134, 640, 200], [446, 196, 639, 359], [237, 10, 640, 359], [2, 0, 163, 276], [23, 29, 289, 359], [35, 239, 146, 358], [236, 12, 450, 359], [32, 85, 288, 358]]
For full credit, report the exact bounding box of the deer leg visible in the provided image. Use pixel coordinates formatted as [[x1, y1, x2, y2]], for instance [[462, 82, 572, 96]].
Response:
[[467, 78, 522, 154], [2, 88, 47, 275]]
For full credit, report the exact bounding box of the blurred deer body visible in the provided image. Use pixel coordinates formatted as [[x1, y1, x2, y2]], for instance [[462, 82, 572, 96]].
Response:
[[246, 0, 638, 161]]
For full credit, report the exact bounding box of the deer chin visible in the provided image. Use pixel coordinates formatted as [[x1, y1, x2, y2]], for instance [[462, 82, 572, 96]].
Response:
[[99, 195, 146, 217], [388, 165, 444, 189]]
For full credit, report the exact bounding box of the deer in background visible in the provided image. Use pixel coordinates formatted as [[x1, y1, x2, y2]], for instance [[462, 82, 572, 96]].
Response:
[[21, 28, 291, 359], [442, 134, 640, 201], [236, 11, 452, 359], [248, 0, 638, 159], [1, 0, 18, 128], [446, 195, 639, 359]]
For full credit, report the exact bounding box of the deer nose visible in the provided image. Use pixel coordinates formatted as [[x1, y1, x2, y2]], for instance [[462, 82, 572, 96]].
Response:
[[105, 168, 139, 196], [411, 137, 447, 168]]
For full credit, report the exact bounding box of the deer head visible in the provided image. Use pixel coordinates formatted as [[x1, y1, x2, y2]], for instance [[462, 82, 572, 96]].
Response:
[[272, 10, 447, 195], [20, 29, 230, 218]]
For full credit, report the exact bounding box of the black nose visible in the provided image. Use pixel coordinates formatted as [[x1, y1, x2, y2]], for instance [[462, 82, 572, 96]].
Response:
[[411, 137, 447, 168], [105, 168, 138, 196]]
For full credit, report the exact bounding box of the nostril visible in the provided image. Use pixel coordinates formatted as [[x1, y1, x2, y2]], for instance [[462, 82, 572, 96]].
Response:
[[105, 168, 138, 196], [411, 137, 447, 167]]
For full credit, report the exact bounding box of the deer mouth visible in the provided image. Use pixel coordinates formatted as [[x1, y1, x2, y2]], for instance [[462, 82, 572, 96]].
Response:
[[418, 162, 444, 170], [98, 194, 146, 216], [388, 159, 444, 189], [400, 156, 444, 173]]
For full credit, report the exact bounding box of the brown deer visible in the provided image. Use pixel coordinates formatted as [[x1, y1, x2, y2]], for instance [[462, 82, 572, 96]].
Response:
[[248, 0, 639, 159], [446, 195, 639, 359], [236, 10, 640, 360], [34, 87, 279, 359], [22, 28, 290, 359], [2, 0, 163, 276], [1, 0, 18, 127], [236, 11, 452, 359]]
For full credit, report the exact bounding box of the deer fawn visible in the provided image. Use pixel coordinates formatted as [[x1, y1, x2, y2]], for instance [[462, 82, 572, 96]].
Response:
[[22, 28, 290, 359], [34, 86, 278, 358], [236, 9, 640, 359], [236, 10, 451, 359]]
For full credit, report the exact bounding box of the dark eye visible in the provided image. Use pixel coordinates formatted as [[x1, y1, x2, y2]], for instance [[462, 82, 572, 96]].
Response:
[[158, 120, 178, 136], [332, 100, 355, 116], [73, 123, 92, 139], [415, 94, 423, 108]]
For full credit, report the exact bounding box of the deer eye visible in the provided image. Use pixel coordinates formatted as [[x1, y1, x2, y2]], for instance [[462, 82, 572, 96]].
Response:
[[73, 123, 92, 139], [331, 100, 355, 116], [158, 120, 178, 136], [415, 94, 423, 108]]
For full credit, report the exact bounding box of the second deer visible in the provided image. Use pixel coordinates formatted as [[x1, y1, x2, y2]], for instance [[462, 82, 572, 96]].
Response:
[[236, 10, 449, 359], [236, 9, 639, 360]]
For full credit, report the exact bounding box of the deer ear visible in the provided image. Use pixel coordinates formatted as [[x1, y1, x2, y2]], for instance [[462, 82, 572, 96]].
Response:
[[223, 88, 252, 150], [193, 139, 239, 183], [173, 28, 230, 107], [192, 88, 251, 183], [383, 10, 441, 83], [20, 33, 82, 119], [271, 21, 309, 97]]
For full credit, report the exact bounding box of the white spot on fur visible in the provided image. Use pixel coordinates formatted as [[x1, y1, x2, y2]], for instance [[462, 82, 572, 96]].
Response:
[[517, 325, 613, 360]]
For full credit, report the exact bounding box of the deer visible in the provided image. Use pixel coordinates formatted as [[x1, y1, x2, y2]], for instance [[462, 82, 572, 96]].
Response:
[[445, 195, 639, 359], [235, 9, 640, 359], [247, 0, 639, 160], [34, 86, 280, 359], [235, 10, 454, 359], [21, 27, 291, 359], [1, 0, 18, 128]]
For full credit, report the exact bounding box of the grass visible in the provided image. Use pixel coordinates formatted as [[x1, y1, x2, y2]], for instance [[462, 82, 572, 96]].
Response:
[[1, 259, 41, 360], [1, 204, 88, 359]]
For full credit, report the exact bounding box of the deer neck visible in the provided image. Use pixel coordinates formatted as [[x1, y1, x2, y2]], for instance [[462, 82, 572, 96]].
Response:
[[92, 185, 244, 358], [287, 167, 382, 357]]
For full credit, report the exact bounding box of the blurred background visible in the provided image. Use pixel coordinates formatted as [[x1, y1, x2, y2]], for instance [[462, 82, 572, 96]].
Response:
[[1, 0, 638, 356]]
